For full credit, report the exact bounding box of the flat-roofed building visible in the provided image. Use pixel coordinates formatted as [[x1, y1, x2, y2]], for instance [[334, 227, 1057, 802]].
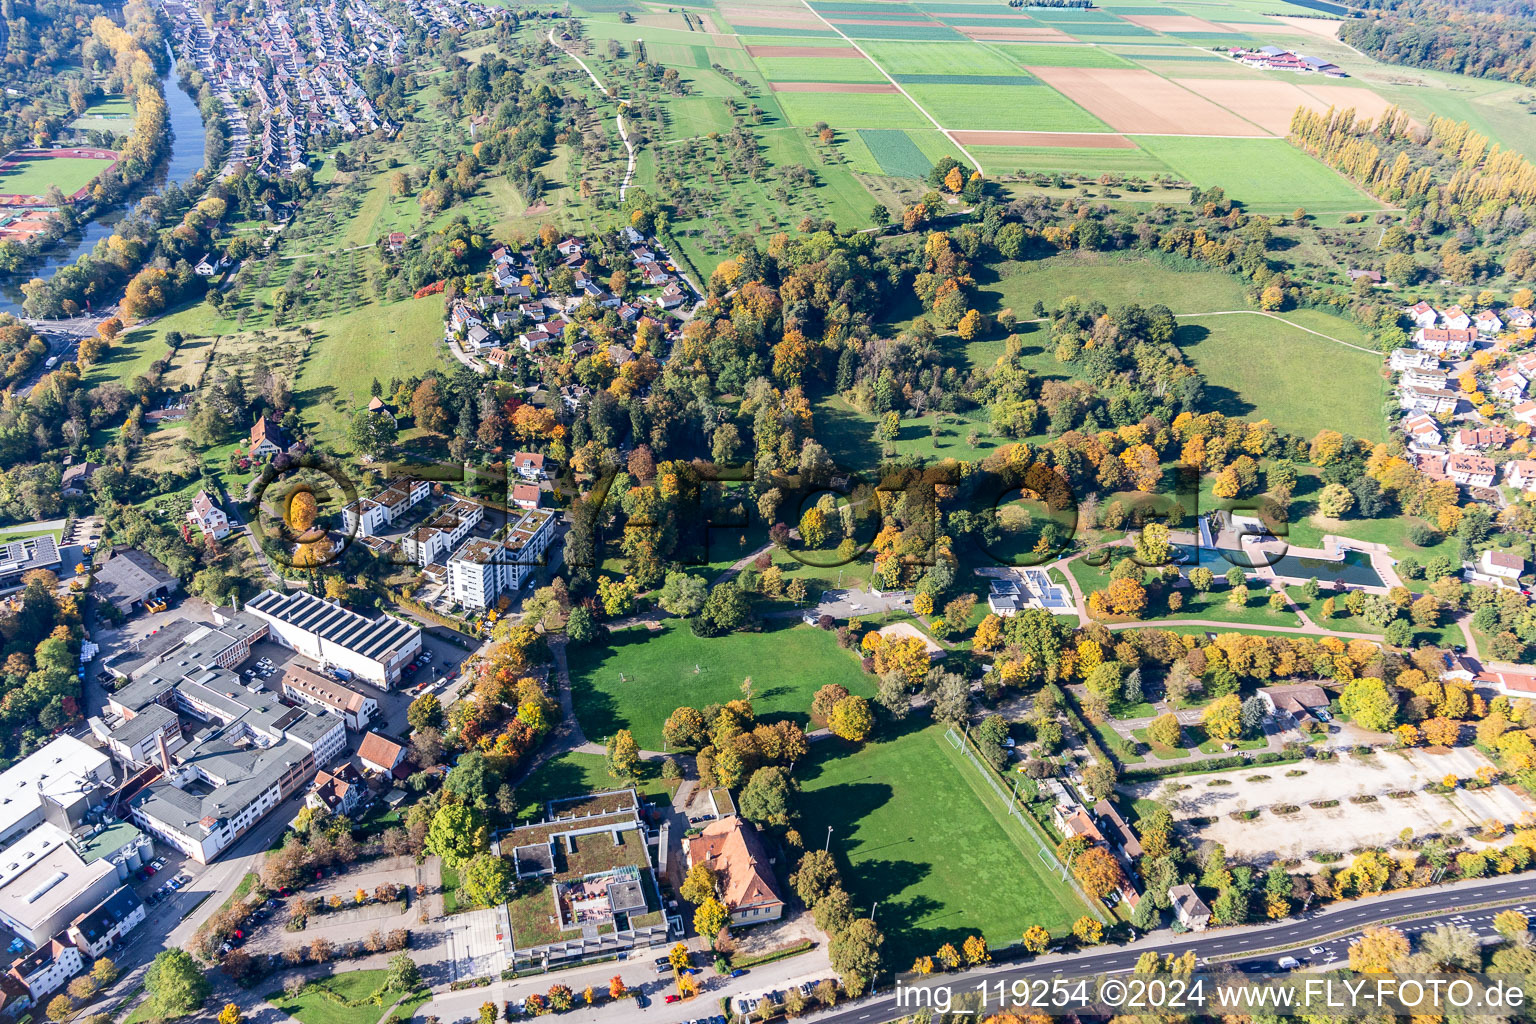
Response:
[[244, 590, 421, 689], [446, 508, 555, 610]]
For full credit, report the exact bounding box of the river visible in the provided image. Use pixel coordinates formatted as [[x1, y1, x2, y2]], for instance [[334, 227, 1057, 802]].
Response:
[[0, 45, 208, 315]]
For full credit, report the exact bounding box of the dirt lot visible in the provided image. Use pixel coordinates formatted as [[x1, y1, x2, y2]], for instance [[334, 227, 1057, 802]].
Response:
[[950, 129, 1135, 148], [1172, 78, 1322, 135], [1027, 66, 1270, 136], [1122, 14, 1233, 33], [1172, 78, 1403, 135], [1130, 748, 1536, 865], [1273, 15, 1343, 37], [769, 82, 898, 93]]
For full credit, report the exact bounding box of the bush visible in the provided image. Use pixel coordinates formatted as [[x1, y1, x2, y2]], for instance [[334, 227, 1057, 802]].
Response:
[[1271, 804, 1299, 814]]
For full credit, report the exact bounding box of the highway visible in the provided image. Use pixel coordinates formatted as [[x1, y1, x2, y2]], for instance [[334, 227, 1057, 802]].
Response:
[[809, 874, 1536, 1024]]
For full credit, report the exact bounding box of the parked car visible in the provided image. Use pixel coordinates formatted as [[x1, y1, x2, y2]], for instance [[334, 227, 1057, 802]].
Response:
[[664, 995, 681, 1004], [730, 968, 747, 978]]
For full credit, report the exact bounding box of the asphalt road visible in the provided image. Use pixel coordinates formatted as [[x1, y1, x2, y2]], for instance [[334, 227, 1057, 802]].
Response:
[[812, 874, 1536, 1024]]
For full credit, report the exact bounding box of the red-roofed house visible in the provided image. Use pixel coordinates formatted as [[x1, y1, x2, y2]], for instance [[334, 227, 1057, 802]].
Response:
[[1452, 426, 1510, 452], [1514, 401, 1536, 427], [358, 732, 408, 776], [1448, 453, 1497, 487], [513, 451, 545, 480], [684, 817, 785, 926], [1405, 301, 1438, 329]]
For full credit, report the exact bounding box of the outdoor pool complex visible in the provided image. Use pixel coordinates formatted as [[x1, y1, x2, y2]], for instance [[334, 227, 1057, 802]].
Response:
[[1172, 544, 1384, 588]]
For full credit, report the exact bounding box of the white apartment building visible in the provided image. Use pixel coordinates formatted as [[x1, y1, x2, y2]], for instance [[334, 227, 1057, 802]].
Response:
[[446, 508, 555, 610]]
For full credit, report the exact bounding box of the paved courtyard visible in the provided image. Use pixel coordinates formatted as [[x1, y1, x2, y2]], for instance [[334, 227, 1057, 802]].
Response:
[[1128, 747, 1536, 864], [443, 905, 512, 980]]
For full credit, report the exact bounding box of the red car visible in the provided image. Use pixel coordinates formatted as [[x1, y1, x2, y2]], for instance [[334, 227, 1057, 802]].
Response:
[[664, 996, 680, 1004]]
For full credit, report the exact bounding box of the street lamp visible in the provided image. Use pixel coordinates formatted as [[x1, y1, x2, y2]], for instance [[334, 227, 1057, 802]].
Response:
[[824, 826, 832, 853]]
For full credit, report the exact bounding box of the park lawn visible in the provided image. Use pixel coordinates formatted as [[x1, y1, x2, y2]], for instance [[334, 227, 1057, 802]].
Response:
[[1132, 136, 1382, 214], [1174, 312, 1386, 441], [1283, 586, 1463, 648], [567, 618, 874, 750], [293, 296, 451, 449], [512, 751, 679, 821], [1130, 727, 1192, 760], [271, 970, 429, 1024], [1281, 470, 1460, 562], [0, 153, 114, 197], [814, 393, 999, 470], [797, 722, 1089, 963]]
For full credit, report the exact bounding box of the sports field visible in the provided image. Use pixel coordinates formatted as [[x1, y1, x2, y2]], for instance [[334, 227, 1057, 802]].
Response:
[[567, 618, 873, 750], [70, 95, 134, 132], [797, 723, 1089, 962], [0, 149, 117, 201]]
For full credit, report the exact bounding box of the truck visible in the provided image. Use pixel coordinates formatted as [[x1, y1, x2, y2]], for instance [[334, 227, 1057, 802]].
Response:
[[44, 355, 58, 370]]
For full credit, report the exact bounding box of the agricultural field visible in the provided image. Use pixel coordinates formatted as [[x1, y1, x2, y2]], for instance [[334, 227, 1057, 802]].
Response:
[[797, 723, 1090, 962]]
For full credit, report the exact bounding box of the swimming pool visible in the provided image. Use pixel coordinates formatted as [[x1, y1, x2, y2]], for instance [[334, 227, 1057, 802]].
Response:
[[1172, 543, 1383, 587]]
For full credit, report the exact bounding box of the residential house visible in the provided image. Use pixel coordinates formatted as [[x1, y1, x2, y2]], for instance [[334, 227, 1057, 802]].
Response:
[[1399, 386, 1458, 415], [1405, 301, 1439, 329], [1452, 426, 1510, 452], [1492, 368, 1529, 402], [306, 764, 365, 817], [250, 416, 295, 457], [1052, 801, 1105, 844], [511, 484, 541, 510], [357, 732, 408, 776], [1169, 884, 1212, 931], [1447, 452, 1497, 488], [66, 887, 145, 959], [367, 396, 396, 423], [1514, 401, 1536, 427], [1402, 413, 1442, 447], [194, 253, 228, 276], [1475, 309, 1504, 336], [1505, 460, 1536, 494], [1440, 305, 1472, 331], [7, 936, 83, 1002], [1348, 269, 1382, 284], [1504, 307, 1534, 331], [188, 489, 231, 539], [60, 461, 98, 498], [1479, 549, 1525, 582], [513, 452, 545, 480], [386, 232, 406, 254]]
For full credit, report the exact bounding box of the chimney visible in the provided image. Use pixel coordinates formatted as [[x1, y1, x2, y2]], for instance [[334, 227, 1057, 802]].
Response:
[[156, 730, 173, 773]]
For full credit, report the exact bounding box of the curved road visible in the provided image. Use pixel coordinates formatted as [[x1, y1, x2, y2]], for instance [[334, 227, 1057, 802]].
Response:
[[810, 873, 1536, 1024]]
